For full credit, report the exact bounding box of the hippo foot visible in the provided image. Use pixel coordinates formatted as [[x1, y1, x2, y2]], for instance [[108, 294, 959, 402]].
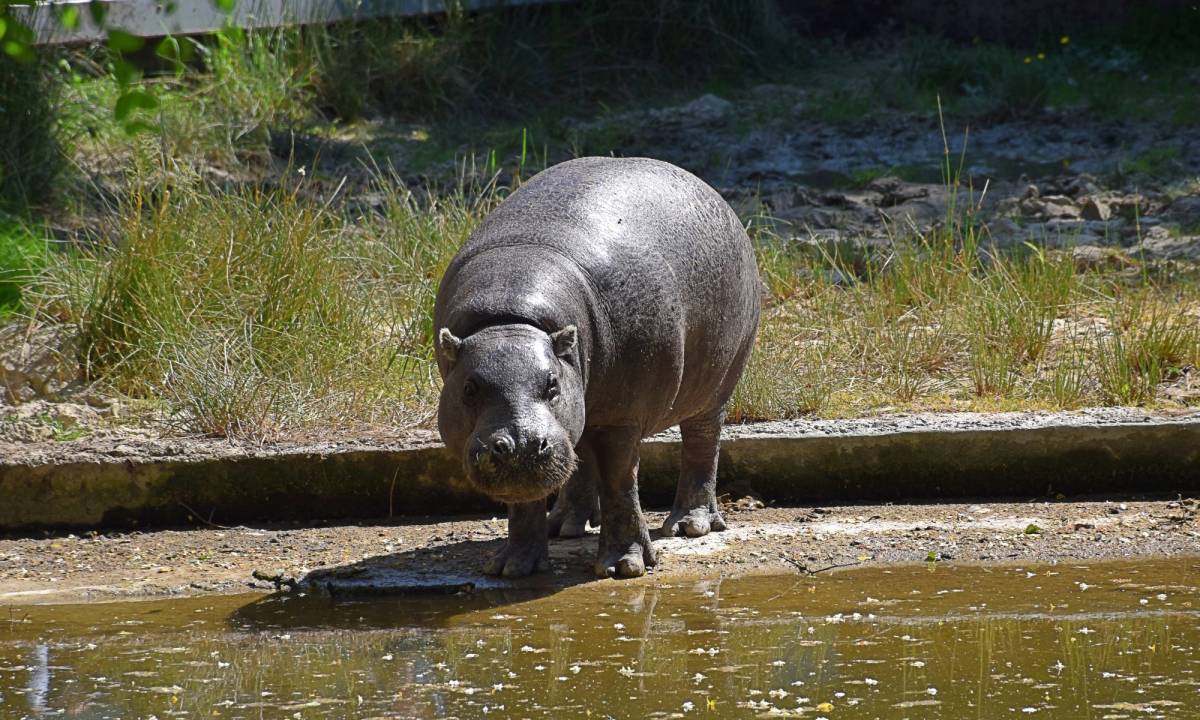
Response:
[[547, 499, 599, 539], [662, 506, 727, 538], [593, 528, 657, 579], [483, 539, 550, 578]]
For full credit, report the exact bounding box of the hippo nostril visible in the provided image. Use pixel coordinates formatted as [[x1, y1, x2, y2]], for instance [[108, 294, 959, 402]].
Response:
[[491, 435, 514, 456]]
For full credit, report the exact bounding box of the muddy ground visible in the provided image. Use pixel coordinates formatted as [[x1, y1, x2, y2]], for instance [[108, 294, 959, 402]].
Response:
[[1, 497, 1195, 605]]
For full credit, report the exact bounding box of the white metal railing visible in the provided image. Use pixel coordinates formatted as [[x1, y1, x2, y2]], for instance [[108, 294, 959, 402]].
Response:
[[19, 0, 568, 46]]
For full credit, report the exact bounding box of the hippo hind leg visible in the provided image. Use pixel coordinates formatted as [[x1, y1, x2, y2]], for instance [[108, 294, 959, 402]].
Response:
[[547, 445, 600, 538], [662, 407, 727, 538]]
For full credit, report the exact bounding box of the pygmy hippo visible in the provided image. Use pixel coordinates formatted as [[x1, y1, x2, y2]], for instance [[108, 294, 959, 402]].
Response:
[[433, 156, 760, 578]]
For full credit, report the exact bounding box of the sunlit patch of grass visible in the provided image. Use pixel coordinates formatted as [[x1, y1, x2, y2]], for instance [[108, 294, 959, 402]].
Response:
[[0, 219, 49, 318], [29, 168, 491, 438], [729, 191, 1200, 421]]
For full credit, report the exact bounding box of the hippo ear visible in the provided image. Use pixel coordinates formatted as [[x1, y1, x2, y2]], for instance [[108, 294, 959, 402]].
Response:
[[549, 325, 577, 358], [438, 328, 463, 365]]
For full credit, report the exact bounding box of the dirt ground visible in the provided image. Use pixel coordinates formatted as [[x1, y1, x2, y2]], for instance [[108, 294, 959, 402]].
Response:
[[1, 497, 1195, 605]]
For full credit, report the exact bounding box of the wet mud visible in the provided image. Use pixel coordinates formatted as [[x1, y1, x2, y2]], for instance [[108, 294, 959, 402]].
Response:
[[1, 498, 1196, 605]]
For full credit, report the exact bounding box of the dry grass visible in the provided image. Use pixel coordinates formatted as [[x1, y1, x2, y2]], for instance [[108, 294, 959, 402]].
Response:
[[30, 168, 493, 438], [20, 163, 1198, 439], [728, 215, 1200, 422]]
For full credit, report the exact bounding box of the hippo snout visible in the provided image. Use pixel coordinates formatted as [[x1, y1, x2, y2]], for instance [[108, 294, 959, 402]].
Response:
[[464, 426, 579, 503], [473, 430, 555, 467]]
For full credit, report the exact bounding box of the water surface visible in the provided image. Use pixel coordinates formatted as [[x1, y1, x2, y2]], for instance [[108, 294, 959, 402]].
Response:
[[3, 558, 1198, 718]]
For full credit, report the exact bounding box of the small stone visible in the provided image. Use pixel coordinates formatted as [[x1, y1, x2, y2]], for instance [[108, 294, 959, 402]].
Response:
[[1071, 245, 1130, 272], [678, 94, 734, 126], [1081, 198, 1111, 221]]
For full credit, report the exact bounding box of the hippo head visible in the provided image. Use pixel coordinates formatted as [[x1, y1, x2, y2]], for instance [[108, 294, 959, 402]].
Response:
[[436, 323, 584, 503]]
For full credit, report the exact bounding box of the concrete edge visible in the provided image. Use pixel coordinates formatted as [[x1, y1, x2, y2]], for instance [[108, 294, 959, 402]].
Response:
[[1, 409, 1198, 531]]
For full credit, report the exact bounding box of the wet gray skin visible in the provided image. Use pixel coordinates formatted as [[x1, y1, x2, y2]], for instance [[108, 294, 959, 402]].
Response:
[[433, 157, 761, 579], [4, 558, 1200, 718]]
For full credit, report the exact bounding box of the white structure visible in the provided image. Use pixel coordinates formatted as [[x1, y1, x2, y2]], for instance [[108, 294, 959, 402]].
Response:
[[21, 0, 565, 45]]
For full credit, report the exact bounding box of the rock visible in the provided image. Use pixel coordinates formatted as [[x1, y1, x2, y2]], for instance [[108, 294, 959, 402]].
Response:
[[1081, 198, 1112, 221], [1071, 245, 1132, 272], [1166, 195, 1200, 226], [749, 83, 805, 102], [0, 324, 80, 403], [1022, 184, 1040, 200], [1062, 174, 1102, 197], [676, 94, 734, 126], [1022, 195, 1081, 220], [1137, 227, 1200, 261]]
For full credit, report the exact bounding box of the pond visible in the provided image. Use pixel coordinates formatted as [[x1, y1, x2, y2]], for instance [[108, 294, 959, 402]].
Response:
[[2, 558, 1198, 718]]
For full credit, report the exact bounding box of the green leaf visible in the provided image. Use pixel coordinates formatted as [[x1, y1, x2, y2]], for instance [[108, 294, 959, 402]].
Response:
[[3, 40, 35, 64], [107, 29, 144, 53], [0, 18, 8, 41], [112, 58, 142, 86], [114, 89, 158, 121], [155, 36, 180, 61], [122, 119, 158, 136], [1024, 523, 1042, 535], [59, 6, 81, 30], [925, 550, 938, 562], [213, 0, 236, 12]]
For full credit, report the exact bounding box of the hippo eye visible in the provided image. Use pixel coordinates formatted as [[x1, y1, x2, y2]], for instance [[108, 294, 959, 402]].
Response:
[[463, 378, 479, 402], [545, 373, 560, 401]]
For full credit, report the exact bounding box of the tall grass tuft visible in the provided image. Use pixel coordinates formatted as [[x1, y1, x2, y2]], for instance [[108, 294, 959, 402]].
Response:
[[33, 171, 489, 438]]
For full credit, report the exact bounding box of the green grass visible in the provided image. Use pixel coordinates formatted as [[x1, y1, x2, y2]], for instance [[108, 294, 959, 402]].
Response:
[[790, 10, 1200, 126], [725, 188, 1200, 422], [0, 218, 48, 318], [32, 170, 487, 438], [41, 0, 794, 181], [0, 55, 63, 213], [5, 3, 1200, 438], [18, 162, 1197, 439]]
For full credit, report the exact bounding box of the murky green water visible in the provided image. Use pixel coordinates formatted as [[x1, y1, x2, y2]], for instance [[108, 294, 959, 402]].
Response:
[[2, 558, 1198, 718]]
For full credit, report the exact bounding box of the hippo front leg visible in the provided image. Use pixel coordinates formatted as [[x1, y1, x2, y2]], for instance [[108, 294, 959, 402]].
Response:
[[547, 447, 600, 538], [662, 409, 727, 538], [589, 426, 657, 578], [484, 499, 550, 577]]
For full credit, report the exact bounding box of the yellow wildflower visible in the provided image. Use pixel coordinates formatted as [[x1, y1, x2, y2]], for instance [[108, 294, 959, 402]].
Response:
[[1060, 35, 1070, 45], [1037, 52, 1046, 60], [1024, 56, 1032, 64]]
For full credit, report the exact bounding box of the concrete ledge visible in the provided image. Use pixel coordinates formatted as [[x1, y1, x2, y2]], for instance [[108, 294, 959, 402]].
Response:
[[1, 409, 1198, 531]]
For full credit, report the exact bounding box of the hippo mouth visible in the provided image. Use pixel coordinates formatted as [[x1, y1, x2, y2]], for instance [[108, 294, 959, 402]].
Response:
[[465, 444, 578, 503]]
